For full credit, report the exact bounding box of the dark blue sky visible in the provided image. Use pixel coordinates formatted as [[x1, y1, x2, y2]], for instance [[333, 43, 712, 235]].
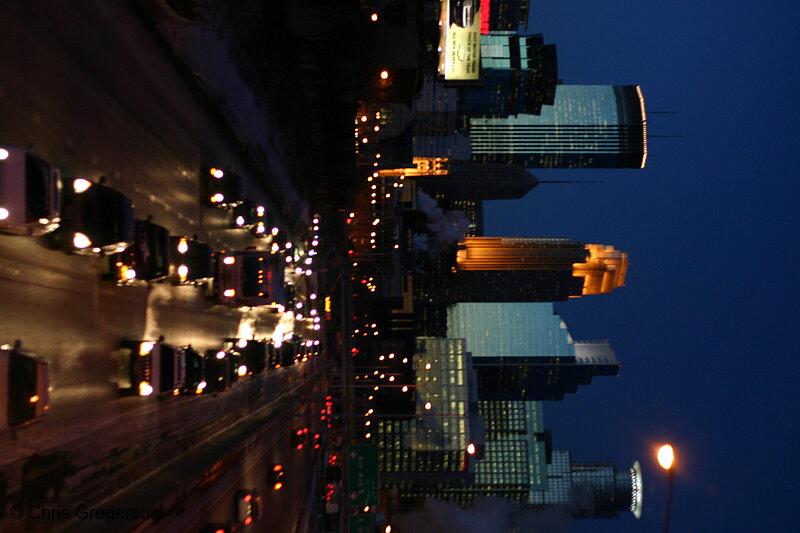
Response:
[[484, 1, 800, 531]]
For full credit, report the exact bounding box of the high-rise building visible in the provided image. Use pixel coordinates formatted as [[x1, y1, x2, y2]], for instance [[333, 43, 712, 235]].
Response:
[[530, 451, 643, 519], [396, 157, 539, 201], [450, 237, 628, 302], [377, 338, 482, 483], [470, 85, 647, 168], [484, 0, 531, 31], [447, 302, 620, 401], [457, 33, 558, 117]]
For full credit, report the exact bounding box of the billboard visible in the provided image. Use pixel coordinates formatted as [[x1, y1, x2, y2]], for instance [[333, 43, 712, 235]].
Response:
[[439, 1, 482, 80]]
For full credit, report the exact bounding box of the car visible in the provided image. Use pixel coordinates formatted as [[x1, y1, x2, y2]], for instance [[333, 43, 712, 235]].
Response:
[[0, 341, 49, 429], [214, 250, 286, 307], [204, 167, 244, 208], [48, 177, 134, 254], [250, 204, 272, 238], [312, 432, 322, 450], [223, 338, 268, 376], [203, 349, 233, 393], [107, 218, 171, 284], [291, 426, 310, 450], [119, 338, 186, 397], [229, 201, 270, 231], [0, 146, 62, 236], [183, 345, 206, 395], [233, 489, 261, 527], [269, 463, 285, 490], [170, 235, 214, 284]]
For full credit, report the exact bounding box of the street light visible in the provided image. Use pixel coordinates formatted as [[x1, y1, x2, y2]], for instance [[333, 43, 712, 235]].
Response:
[[657, 444, 675, 533]]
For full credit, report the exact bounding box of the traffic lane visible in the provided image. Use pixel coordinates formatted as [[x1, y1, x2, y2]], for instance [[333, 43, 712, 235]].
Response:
[[0, 236, 274, 408], [0, 1, 287, 252], [165, 373, 323, 533], [0, 366, 311, 527], [187, 418, 317, 533]]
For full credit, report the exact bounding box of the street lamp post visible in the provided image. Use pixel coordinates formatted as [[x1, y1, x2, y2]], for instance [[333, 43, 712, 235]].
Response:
[[657, 444, 675, 533]]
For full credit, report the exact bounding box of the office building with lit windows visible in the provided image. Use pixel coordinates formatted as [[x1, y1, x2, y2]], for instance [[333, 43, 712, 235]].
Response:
[[470, 85, 647, 168], [484, 0, 531, 31], [457, 33, 558, 118], [378, 338, 483, 497], [450, 237, 629, 303], [447, 302, 620, 401], [530, 451, 643, 519]]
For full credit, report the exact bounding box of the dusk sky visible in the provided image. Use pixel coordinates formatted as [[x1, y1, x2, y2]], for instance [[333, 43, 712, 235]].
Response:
[[483, 1, 799, 531]]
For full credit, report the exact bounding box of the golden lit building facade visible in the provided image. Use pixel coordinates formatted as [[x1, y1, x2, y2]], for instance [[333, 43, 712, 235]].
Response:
[[449, 237, 628, 302]]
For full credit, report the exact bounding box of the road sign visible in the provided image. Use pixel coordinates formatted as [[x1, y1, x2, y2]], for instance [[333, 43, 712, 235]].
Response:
[[347, 444, 378, 507], [349, 514, 374, 533]]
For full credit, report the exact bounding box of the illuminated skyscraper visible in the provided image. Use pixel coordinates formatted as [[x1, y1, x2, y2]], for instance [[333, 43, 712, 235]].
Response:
[[458, 33, 558, 118], [450, 237, 628, 302], [447, 302, 621, 401], [377, 338, 482, 481], [530, 451, 643, 519], [470, 85, 647, 168]]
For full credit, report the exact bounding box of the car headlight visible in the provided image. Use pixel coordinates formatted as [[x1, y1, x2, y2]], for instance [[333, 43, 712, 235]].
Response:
[[139, 342, 154, 355], [123, 267, 137, 280], [237, 365, 248, 377], [177, 238, 189, 254], [223, 256, 235, 265], [0, 207, 9, 220], [73, 232, 92, 249], [0, 148, 9, 160], [223, 289, 236, 297], [178, 265, 189, 280], [236, 216, 245, 226], [138, 381, 154, 397], [72, 179, 93, 194]]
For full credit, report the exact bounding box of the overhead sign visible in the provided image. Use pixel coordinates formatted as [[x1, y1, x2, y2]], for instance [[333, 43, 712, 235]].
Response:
[[440, 0, 482, 80], [347, 444, 378, 507]]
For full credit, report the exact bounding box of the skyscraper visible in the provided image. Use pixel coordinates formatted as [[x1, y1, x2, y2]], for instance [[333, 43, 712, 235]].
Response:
[[447, 302, 620, 401], [530, 451, 643, 519], [450, 237, 628, 302], [400, 157, 540, 201], [458, 33, 558, 117], [470, 85, 647, 168]]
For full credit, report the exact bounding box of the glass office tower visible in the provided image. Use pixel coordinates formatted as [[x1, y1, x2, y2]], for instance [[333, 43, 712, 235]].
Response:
[[470, 85, 647, 168], [529, 451, 644, 519], [447, 303, 620, 401], [458, 33, 558, 118]]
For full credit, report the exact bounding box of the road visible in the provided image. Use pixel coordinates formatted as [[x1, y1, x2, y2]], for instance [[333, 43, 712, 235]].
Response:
[[0, 1, 328, 531]]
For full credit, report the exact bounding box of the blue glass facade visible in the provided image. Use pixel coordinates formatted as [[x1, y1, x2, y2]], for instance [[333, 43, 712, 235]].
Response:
[[470, 85, 647, 168], [446, 303, 620, 401], [447, 302, 574, 358]]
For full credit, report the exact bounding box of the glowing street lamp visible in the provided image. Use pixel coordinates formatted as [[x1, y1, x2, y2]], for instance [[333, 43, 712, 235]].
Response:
[[657, 444, 676, 533]]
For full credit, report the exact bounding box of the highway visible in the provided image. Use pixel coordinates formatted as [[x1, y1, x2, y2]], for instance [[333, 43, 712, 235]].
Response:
[[0, 2, 328, 531]]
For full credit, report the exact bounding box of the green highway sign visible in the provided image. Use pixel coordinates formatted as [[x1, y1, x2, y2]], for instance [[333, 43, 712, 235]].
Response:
[[347, 444, 378, 507]]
